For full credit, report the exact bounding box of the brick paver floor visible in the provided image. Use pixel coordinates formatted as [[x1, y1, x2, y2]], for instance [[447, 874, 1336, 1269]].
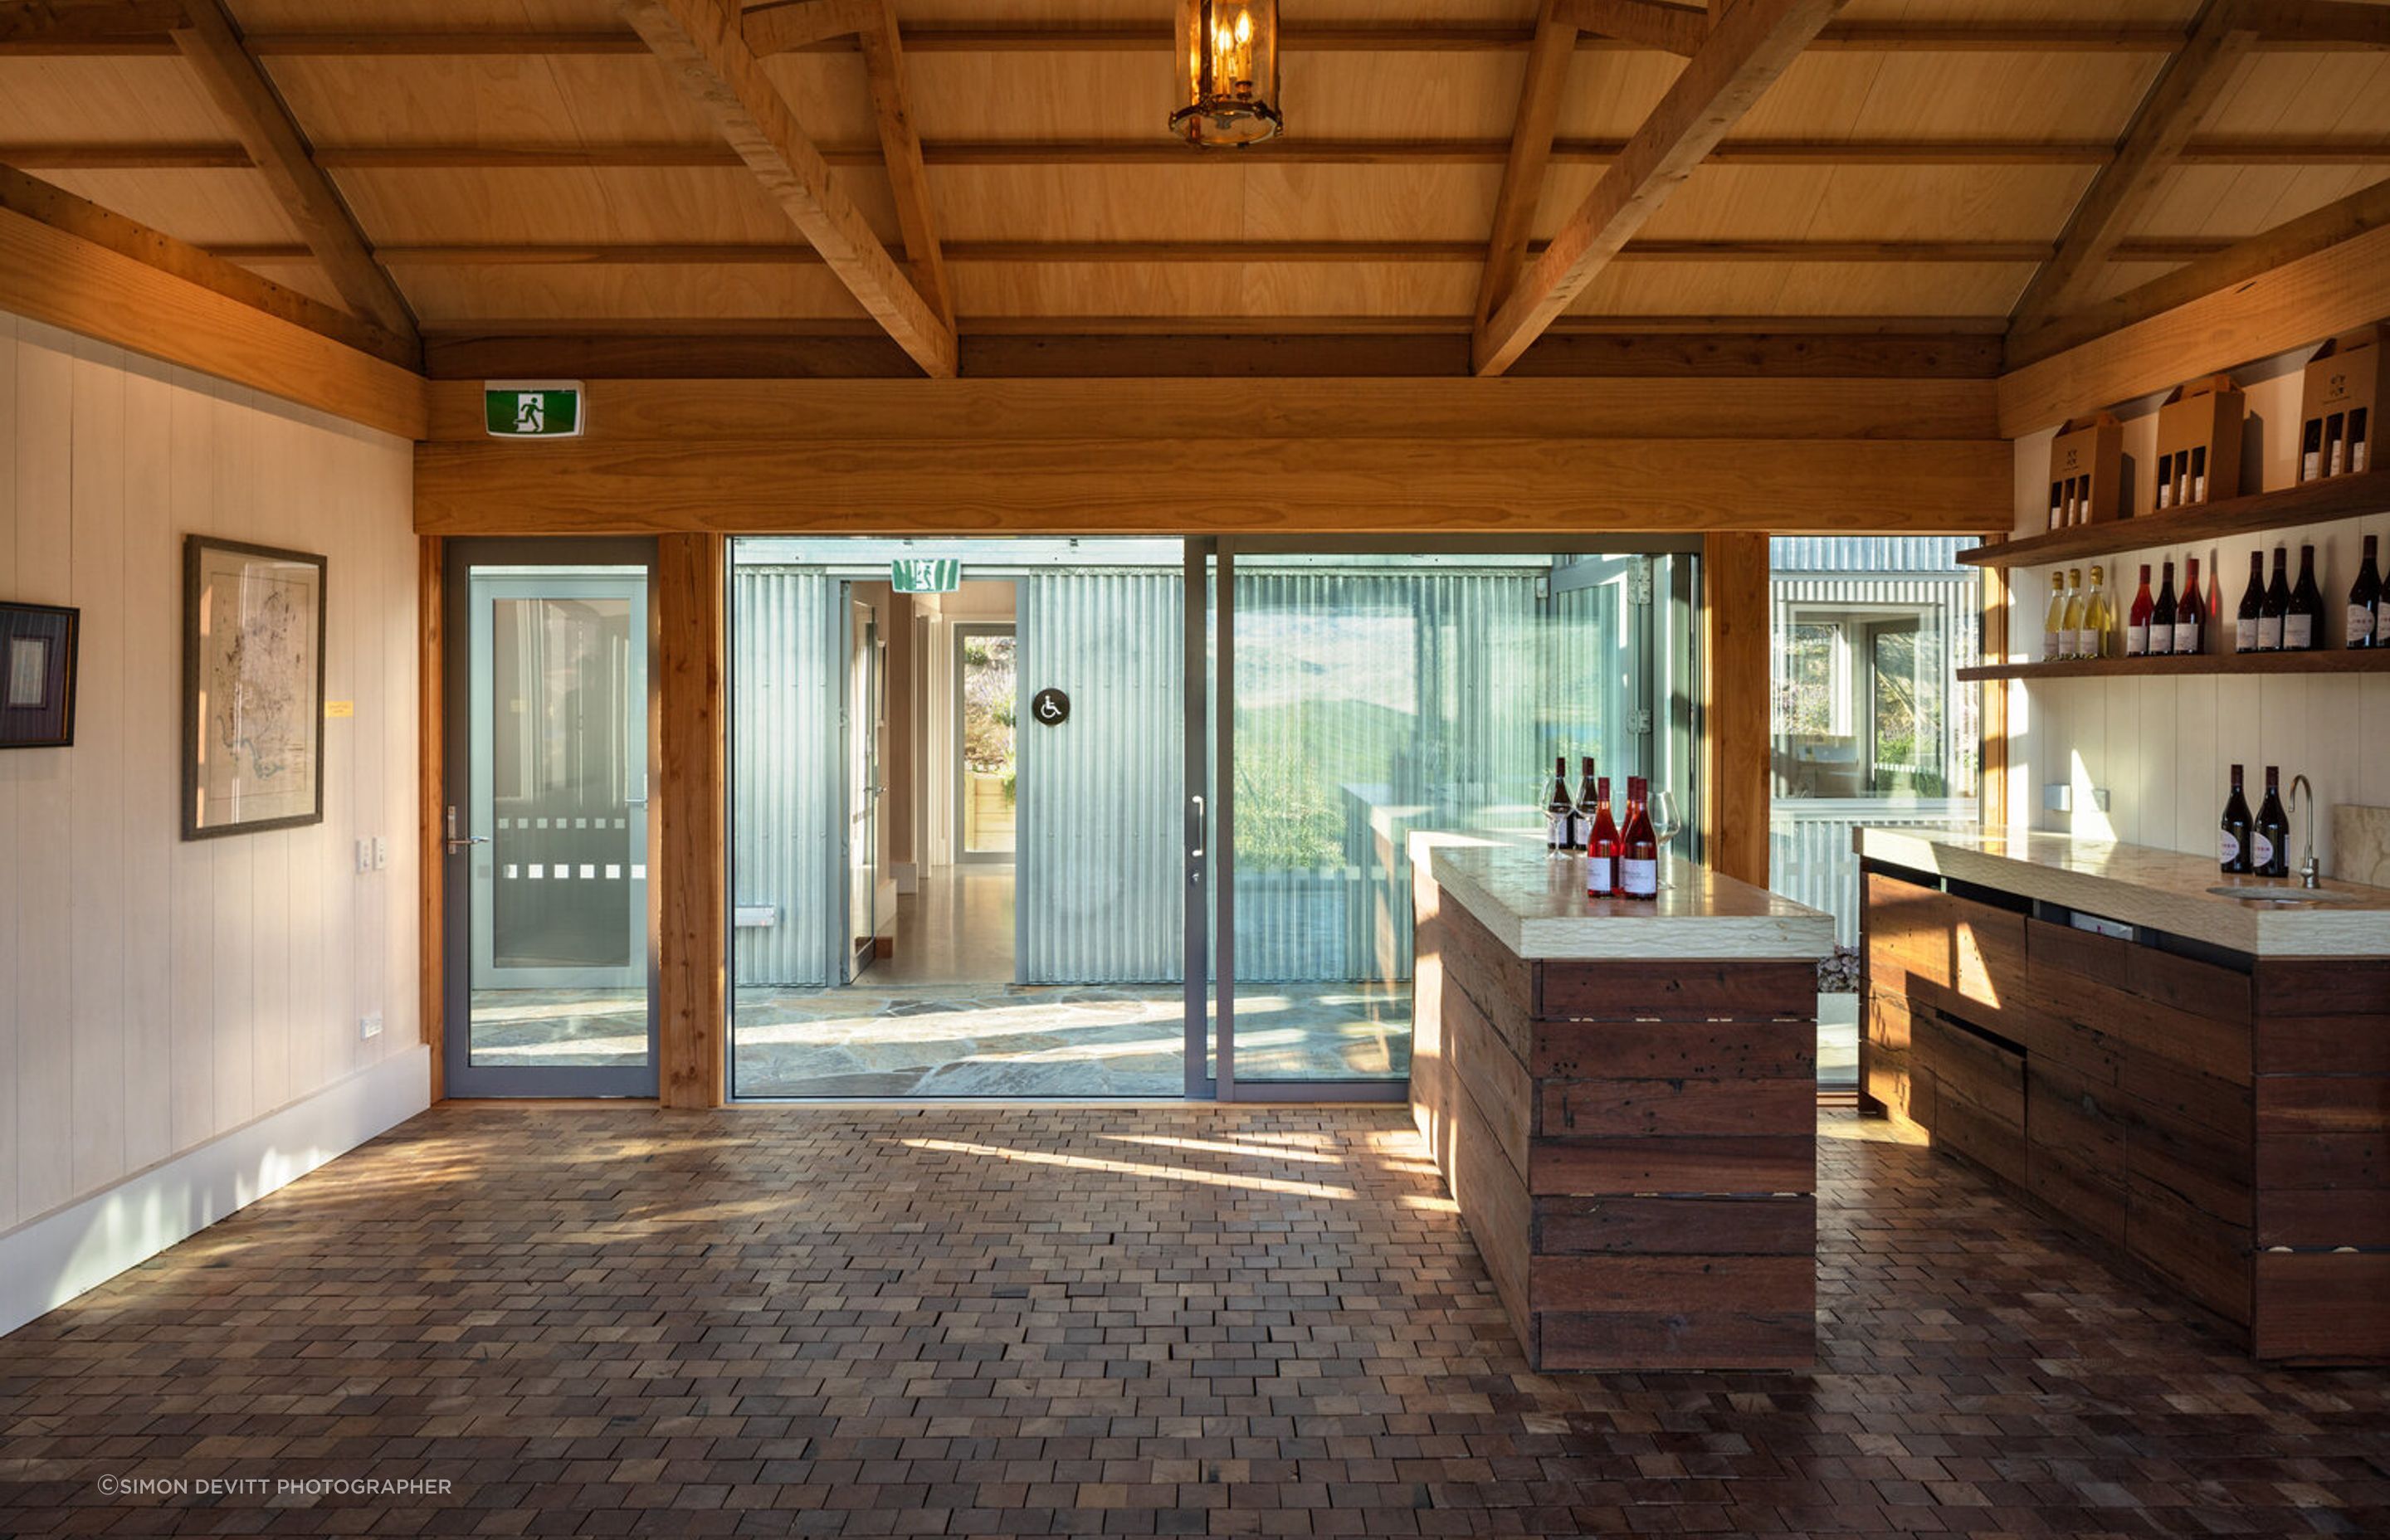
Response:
[[2, 1105, 2384, 1536]]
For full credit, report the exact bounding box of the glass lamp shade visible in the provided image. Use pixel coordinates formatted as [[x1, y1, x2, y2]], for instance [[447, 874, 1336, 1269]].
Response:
[[1172, 0, 1282, 147]]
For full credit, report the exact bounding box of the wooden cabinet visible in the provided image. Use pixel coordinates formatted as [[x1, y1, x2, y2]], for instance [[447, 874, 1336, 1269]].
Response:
[[1861, 865, 2388, 1366]]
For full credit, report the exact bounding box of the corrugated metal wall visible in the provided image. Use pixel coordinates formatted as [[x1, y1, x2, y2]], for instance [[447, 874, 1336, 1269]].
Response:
[[1016, 571, 1186, 985], [730, 568, 842, 987], [1772, 536, 1974, 573]]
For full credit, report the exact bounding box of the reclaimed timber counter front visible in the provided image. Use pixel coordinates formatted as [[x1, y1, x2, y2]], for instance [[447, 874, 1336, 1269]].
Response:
[[1856, 828, 2390, 1366], [1408, 838, 1836, 1371]]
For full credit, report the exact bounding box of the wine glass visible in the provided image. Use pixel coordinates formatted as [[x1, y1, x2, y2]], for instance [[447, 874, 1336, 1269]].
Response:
[[1651, 790, 1684, 885]]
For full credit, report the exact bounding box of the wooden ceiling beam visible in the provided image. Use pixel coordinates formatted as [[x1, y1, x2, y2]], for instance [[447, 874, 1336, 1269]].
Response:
[[742, 0, 877, 55], [856, 0, 949, 328], [1474, 0, 1848, 377], [1552, 0, 1710, 56], [0, 0, 182, 51], [169, 0, 417, 341], [2256, 1, 2390, 48], [1476, 2, 1580, 332], [619, 0, 954, 377], [2009, 0, 2262, 329]]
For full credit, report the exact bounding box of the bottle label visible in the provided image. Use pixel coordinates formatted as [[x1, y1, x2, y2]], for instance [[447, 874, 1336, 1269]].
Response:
[[2073, 628, 2100, 660], [2285, 614, 2314, 650], [2254, 832, 2276, 869], [2358, 441, 2371, 473], [2259, 614, 2284, 650], [2219, 831, 2241, 865], [1621, 857, 1657, 897], [1585, 856, 1613, 895], [2193, 475, 2207, 501], [2305, 451, 2323, 481], [2236, 616, 2258, 651], [2043, 628, 2060, 661], [1549, 814, 1570, 849], [2172, 621, 2199, 655], [2125, 622, 2149, 655], [2351, 604, 2377, 646]]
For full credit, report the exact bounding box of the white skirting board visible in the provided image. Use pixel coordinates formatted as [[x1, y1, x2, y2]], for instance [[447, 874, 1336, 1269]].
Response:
[[0, 1045, 432, 1338]]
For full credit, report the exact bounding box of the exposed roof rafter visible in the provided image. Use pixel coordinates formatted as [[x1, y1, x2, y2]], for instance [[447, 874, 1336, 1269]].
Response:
[[1553, 0, 1710, 56]]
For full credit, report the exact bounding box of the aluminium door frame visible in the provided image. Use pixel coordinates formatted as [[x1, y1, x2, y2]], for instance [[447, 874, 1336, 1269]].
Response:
[[440, 535, 662, 1100]]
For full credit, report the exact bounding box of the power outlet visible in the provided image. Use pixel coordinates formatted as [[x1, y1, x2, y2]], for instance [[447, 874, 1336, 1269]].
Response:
[[359, 1012, 383, 1040], [354, 838, 373, 874]]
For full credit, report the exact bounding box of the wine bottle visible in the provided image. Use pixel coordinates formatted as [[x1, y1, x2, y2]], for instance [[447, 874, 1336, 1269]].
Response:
[[2302, 418, 2324, 482], [2350, 534, 2381, 649], [2353, 407, 2373, 474], [2081, 564, 2113, 660], [2041, 571, 2067, 663], [2219, 763, 2252, 875], [1545, 754, 1573, 855], [2156, 458, 2175, 510], [2152, 560, 2178, 657], [2173, 556, 2204, 656], [2126, 564, 2154, 657], [2254, 766, 2290, 879], [1585, 776, 1619, 899], [2061, 568, 2087, 660], [2236, 550, 2265, 653], [2327, 413, 2348, 478], [2191, 444, 2210, 503], [1573, 754, 1597, 850], [1619, 775, 1659, 900], [2259, 547, 2290, 651], [2286, 544, 2324, 651]]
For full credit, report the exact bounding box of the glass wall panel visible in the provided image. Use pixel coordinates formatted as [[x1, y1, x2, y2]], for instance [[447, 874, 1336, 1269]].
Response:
[[1227, 552, 1653, 1083], [1767, 537, 1983, 1089]]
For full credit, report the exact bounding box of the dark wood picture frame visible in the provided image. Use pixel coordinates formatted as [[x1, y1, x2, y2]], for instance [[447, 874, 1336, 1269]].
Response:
[[182, 534, 329, 841], [0, 601, 80, 749]]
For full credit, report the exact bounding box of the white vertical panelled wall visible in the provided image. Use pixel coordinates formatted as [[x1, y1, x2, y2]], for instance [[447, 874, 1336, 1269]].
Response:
[[1016, 571, 1185, 985], [2007, 356, 2390, 870], [0, 311, 426, 1334], [729, 568, 841, 987]]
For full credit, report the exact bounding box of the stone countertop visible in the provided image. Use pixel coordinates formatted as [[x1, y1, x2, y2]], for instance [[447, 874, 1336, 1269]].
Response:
[[1855, 826, 2390, 957], [1416, 837, 1836, 962]]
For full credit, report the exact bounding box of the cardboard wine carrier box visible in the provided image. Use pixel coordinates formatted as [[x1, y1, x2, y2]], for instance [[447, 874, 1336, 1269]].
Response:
[[2045, 412, 2124, 529], [2152, 374, 2244, 511], [2298, 325, 2387, 482]]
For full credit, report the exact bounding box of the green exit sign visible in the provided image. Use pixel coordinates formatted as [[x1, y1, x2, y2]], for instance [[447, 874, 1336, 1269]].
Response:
[[890, 558, 962, 593], [484, 380, 584, 438]]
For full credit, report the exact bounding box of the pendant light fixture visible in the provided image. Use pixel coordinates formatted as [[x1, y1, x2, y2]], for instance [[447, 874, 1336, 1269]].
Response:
[[1171, 0, 1282, 148]]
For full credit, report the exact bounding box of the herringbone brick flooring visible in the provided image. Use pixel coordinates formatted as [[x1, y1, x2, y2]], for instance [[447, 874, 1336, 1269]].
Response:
[[1, 1106, 2384, 1537]]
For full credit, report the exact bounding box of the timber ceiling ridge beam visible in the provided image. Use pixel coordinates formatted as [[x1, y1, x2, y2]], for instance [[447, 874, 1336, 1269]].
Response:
[[618, 0, 956, 378], [168, 0, 417, 345], [2007, 0, 2263, 331], [1552, 0, 1710, 56], [1997, 213, 2390, 437], [742, 0, 877, 55], [1473, 0, 1850, 378]]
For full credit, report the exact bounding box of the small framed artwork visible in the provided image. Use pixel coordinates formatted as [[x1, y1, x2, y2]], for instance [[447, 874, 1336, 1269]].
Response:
[[0, 602, 79, 749], [183, 534, 328, 840]]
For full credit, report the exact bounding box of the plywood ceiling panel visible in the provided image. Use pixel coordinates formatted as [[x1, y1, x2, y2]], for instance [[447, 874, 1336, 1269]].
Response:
[[383, 262, 871, 321], [929, 165, 1249, 241], [0, 61, 239, 144], [35, 168, 305, 246], [329, 166, 896, 246], [2133, 165, 2389, 241], [1534, 163, 2095, 242], [1565, 259, 2032, 317], [227, 0, 627, 23], [1744, 53, 2164, 140]]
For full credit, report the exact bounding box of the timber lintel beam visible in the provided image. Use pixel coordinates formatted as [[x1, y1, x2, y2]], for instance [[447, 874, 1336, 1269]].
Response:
[[170, 0, 418, 344], [1474, 0, 1848, 376], [622, 0, 957, 377]]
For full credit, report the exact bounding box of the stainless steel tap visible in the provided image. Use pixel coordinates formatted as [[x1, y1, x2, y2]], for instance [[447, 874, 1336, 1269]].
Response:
[[2288, 774, 2319, 889]]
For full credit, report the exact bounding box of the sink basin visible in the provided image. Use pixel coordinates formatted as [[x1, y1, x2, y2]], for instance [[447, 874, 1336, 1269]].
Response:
[[2206, 883, 2363, 905]]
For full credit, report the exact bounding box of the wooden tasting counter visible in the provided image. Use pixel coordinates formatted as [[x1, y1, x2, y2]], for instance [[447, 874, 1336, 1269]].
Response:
[[1857, 827, 2390, 1365], [1408, 836, 1836, 1371]]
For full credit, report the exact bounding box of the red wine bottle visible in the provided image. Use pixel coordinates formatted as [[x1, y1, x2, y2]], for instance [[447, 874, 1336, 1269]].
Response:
[[1545, 755, 1573, 855], [2259, 547, 2290, 651], [2285, 543, 2324, 651], [2350, 534, 2382, 649], [2125, 563, 2154, 656], [2219, 763, 2252, 875], [2151, 560, 2177, 656], [2236, 550, 2265, 653], [1619, 776, 1659, 900], [1572, 754, 1597, 850], [2173, 556, 2204, 656], [2254, 766, 2290, 878], [1584, 776, 1619, 898]]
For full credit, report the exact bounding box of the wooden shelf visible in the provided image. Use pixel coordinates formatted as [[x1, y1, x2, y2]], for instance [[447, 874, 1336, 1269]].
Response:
[[1960, 649, 2390, 682], [1958, 472, 2390, 569]]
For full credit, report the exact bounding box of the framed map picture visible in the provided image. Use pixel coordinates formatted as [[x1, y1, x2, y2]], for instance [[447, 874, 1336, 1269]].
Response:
[[183, 535, 327, 840], [0, 602, 79, 749]]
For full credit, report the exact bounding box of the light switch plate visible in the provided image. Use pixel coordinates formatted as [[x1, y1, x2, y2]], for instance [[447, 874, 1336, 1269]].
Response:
[[373, 836, 388, 870], [359, 1013, 383, 1040], [354, 838, 373, 874]]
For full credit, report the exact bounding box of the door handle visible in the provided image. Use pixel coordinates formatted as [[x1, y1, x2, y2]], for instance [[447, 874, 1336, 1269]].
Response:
[[1189, 793, 1206, 885], [445, 805, 490, 855]]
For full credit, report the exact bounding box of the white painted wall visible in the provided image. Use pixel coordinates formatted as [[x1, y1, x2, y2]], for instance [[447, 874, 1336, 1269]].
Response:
[[2005, 346, 2390, 872], [0, 310, 424, 1276]]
